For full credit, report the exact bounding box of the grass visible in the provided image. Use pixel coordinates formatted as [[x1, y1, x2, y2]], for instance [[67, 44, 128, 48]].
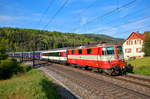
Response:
[[0, 70, 60, 99], [128, 57, 150, 76]]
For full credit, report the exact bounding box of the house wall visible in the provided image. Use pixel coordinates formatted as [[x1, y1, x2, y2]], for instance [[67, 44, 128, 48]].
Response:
[[123, 39, 144, 59]]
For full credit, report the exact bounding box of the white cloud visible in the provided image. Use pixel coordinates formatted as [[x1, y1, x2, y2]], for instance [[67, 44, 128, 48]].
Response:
[[0, 15, 15, 22], [0, 13, 45, 23]]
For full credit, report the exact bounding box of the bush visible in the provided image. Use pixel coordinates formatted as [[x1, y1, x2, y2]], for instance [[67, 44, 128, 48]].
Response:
[[128, 57, 136, 61], [0, 59, 27, 79]]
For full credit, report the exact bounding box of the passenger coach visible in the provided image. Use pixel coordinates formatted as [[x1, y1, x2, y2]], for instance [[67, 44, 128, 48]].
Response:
[[40, 49, 67, 63]]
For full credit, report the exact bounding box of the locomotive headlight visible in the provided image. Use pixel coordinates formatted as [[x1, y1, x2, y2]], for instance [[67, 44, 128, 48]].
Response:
[[102, 48, 106, 51]]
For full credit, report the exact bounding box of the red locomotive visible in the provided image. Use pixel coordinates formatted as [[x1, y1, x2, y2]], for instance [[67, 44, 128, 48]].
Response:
[[67, 44, 127, 75]]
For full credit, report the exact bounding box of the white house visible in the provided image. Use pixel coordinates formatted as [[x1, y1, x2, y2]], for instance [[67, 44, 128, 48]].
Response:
[[123, 32, 146, 59]]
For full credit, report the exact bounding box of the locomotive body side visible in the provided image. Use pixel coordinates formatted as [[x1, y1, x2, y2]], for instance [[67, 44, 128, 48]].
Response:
[[67, 44, 127, 75], [67, 47, 100, 67]]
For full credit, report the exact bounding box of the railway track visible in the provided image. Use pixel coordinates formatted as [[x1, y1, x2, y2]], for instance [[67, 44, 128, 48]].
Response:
[[19, 61, 150, 99], [63, 63, 150, 91], [38, 61, 150, 99], [116, 74, 150, 87]]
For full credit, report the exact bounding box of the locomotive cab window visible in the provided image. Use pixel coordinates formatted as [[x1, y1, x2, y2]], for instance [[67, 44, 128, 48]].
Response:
[[78, 49, 82, 54], [102, 46, 114, 55], [87, 49, 92, 54]]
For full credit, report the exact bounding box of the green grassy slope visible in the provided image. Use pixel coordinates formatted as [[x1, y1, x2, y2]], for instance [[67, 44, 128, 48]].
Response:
[[128, 57, 150, 76], [0, 70, 59, 99]]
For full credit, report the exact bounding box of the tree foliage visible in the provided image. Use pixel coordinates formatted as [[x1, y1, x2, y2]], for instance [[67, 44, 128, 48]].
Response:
[[0, 59, 27, 79], [143, 31, 150, 56], [0, 39, 8, 60], [0, 27, 124, 52]]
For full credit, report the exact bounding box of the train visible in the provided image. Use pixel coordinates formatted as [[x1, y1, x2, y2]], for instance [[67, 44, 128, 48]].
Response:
[[8, 43, 129, 75]]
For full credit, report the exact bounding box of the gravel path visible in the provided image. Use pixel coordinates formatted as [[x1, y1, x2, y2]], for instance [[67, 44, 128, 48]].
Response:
[[39, 63, 150, 99]]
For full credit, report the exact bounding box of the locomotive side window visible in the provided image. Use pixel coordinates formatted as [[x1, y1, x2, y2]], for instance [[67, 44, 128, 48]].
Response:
[[72, 50, 75, 54], [87, 49, 92, 54], [78, 49, 82, 54]]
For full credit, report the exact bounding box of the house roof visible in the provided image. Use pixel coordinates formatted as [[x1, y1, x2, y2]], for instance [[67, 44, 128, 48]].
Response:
[[126, 32, 146, 40]]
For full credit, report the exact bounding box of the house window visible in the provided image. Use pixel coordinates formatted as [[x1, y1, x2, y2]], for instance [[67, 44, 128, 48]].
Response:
[[78, 49, 82, 54], [139, 40, 142, 44], [137, 40, 142, 44], [131, 41, 133, 45], [126, 41, 128, 45], [128, 40, 130, 45], [136, 48, 142, 53], [134, 40, 137, 44], [125, 48, 131, 53], [128, 40, 132, 45], [87, 49, 92, 54]]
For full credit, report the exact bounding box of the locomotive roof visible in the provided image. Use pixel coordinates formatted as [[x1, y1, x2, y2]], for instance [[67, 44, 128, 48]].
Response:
[[68, 43, 121, 50]]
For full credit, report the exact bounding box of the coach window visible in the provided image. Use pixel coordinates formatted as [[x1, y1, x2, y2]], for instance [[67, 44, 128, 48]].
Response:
[[72, 50, 75, 54], [87, 49, 92, 54], [78, 49, 82, 54]]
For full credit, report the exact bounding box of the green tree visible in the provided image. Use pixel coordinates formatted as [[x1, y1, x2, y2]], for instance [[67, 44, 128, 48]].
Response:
[[144, 32, 150, 56], [0, 39, 8, 60]]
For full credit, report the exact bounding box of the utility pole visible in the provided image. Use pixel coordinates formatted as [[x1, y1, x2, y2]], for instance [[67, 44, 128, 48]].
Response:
[[21, 43, 24, 62], [32, 50, 35, 68], [32, 36, 36, 68], [21, 51, 23, 62]]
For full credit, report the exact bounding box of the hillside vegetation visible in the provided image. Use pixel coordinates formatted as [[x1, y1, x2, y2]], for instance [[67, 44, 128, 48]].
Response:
[[0, 27, 124, 52], [128, 57, 150, 76], [0, 70, 59, 99], [144, 31, 150, 56], [83, 34, 123, 43]]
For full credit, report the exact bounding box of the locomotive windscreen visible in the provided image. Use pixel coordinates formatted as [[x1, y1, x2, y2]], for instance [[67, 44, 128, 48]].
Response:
[[102, 46, 114, 55]]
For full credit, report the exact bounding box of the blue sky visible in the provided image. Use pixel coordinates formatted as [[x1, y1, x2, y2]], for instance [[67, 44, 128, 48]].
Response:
[[0, 0, 150, 38]]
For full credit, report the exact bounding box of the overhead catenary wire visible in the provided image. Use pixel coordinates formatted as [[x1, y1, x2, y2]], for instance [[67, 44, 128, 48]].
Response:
[[82, 1, 150, 35], [42, 0, 70, 30], [78, 0, 99, 15], [37, 0, 56, 26], [73, 0, 137, 32], [101, 6, 150, 27], [96, 15, 150, 33], [78, 0, 100, 33], [115, 24, 150, 36]]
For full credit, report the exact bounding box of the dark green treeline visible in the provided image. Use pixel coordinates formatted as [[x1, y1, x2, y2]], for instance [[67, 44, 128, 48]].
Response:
[[0, 27, 124, 52]]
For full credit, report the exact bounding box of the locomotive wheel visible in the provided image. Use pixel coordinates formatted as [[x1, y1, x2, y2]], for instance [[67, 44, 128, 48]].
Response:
[[84, 66, 92, 70], [111, 66, 121, 76], [111, 70, 120, 76], [97, 68, 103, 73]]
